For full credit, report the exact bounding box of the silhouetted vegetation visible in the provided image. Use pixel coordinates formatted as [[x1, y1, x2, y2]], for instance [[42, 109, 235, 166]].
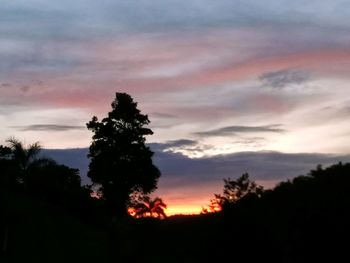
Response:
[[86, 92, 161, 217], [130, 196, 167, 219], [207, 162, 350, 262], [202, 173, 264, 213], [0, 138, 106, 261]]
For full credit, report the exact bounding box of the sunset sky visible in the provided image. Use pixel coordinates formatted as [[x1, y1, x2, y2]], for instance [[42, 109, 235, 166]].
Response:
[[2, 1, 350, 215]]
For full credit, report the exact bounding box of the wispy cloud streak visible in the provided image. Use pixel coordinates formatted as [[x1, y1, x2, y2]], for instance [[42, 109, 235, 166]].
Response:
[[12, 124, 84, 132], [194, 124, 285, 137]]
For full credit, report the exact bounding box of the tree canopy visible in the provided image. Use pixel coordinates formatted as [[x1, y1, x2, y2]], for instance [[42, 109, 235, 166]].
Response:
[[0, 138, 82, 195], [203, 173, 264, 213], [87, 92, 161, 217]]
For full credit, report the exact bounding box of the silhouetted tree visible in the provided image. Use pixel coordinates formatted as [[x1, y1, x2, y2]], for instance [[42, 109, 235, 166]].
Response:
[[27, 159, 81, 198], [87, 92, 161, 217], [201, 194, 225, 213], [204, 173, 263, 213], [222, 173, 263, 202], [6, 138, 42, 186], [131, 196, 167, 219], [0, 145, 11, 157]]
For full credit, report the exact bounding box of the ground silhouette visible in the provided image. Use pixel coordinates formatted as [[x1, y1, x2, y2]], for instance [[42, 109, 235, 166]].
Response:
[[2, 157, 350, 262]]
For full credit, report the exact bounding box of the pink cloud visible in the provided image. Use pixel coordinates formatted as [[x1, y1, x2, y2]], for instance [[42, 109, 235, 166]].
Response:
[[3, 28, 350, 114]]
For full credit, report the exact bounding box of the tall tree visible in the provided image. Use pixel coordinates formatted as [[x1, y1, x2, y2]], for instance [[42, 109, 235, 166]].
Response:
[[87, 92, 161, 217]]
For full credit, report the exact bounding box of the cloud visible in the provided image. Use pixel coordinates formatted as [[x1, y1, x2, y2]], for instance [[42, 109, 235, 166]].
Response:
[[42, 145, 350, 188], [231, 137, 267, 148], [259, 70, 310, 89], [1, 83, 12, 88], [151, 112, 178, 119], [2, 1, 350, 41], [42, 148, 90, 183], [42, 146, 350, 208], [153, 139, 198, 150], [153, 149, 350, 185], [20, 85, 31, 93], [12, 124, 84, 132], [193, 124, 285, 137], [151, 139, 213, 157], [2, 29, 350, 114], [2, 1, 350, 155]]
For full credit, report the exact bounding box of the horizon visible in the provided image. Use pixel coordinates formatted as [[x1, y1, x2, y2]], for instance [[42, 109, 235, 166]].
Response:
[[2, 1, 350, 215], [41, 146, 350, 215]]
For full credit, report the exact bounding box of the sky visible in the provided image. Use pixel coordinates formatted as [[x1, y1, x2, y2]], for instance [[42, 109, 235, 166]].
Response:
[[2, 0, 350, 215]]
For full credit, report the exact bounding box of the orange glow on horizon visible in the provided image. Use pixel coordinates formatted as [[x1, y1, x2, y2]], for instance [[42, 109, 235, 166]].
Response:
[[127, 204, 203, 217], [165, 205, 203, 216]]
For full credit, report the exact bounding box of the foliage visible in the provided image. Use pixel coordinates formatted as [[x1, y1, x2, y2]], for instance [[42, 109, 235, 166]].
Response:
[[0, 138, 102, 223], [0, 145, 11, 157], [27, 159, 81, 198], [86, 92, 161, 217], [203, 173, 264, 213], [5, 138, 42, 185], [130, 196, 167, 219]]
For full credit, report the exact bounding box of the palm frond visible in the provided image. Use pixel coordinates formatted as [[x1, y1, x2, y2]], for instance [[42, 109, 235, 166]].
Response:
[[131, 196, 167, 218], [26, 142, 42, 163]]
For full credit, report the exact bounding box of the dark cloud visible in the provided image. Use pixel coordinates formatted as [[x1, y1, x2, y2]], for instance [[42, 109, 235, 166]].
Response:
[[42, 148, 90, 184], [162, 139, 198, 148], [12, 124, 84, 131], [43, 145, 350, 191], [151, 139, 198, 151], [1, 83, 11, 88], [259, 70, 310, 89], [194, 124, 285, 137], [154, 150, 350, 189], [21, 85, 31, 93]]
